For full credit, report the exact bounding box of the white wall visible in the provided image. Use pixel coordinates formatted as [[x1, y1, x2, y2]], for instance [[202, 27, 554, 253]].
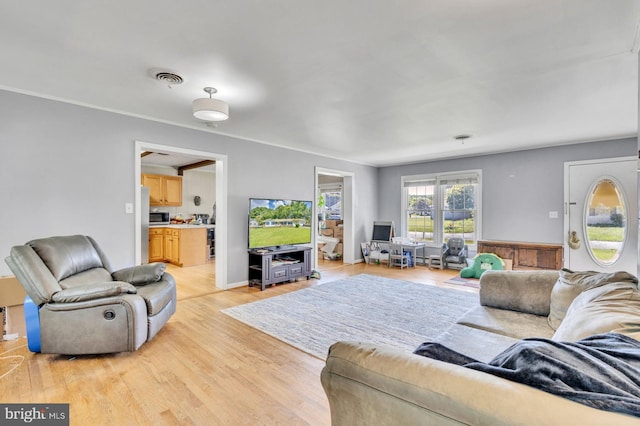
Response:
[[0, 90, 378, 285]]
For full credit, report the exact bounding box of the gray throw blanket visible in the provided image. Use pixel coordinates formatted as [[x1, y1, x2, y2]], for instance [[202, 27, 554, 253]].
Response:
[[414, 333, 640, 417]]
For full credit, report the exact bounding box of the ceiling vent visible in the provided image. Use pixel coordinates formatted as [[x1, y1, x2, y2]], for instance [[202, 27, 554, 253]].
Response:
[[153, 71, 184, 86]]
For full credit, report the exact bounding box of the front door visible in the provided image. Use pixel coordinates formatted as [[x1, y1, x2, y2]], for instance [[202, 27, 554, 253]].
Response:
[[565, 157, 637, 274]]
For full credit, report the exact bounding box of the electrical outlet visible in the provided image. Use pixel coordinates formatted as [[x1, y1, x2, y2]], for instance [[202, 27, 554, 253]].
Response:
[[549, 211, 558, 219], [125, 203, 134, 214]]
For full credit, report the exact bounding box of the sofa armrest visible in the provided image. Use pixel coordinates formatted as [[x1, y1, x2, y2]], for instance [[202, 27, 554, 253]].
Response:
[[321, 341, 638, 426], [112, 263, 166, 286], [51, 282, 137, 303], [479, 270, 559, 316]]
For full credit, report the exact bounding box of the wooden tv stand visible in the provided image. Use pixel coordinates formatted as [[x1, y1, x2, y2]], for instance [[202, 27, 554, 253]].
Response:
[[248, 246, 312, 291]]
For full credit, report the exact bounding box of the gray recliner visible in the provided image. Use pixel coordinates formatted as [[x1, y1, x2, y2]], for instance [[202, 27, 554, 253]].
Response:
[[5, 235, 176, 355]]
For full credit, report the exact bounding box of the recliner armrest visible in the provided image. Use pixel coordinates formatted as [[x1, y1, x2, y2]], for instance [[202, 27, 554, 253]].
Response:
[[51, 281, 137, 303], [112, 263, 166, 286]]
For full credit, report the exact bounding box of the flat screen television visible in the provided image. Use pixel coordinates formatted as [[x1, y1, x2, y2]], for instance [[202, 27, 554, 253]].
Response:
[[249, 198, 313, 250]]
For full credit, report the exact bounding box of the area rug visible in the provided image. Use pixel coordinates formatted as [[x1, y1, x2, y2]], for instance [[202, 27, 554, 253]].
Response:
[[444, 275, 480, 289], [221, 274, 478, 359]]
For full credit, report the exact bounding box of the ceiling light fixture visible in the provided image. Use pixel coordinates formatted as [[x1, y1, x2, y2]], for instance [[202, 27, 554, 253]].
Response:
[[193, 87, 229, 121]]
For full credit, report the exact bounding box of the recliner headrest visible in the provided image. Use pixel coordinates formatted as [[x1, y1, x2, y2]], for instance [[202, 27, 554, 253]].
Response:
[[28, 235, 105, 282]]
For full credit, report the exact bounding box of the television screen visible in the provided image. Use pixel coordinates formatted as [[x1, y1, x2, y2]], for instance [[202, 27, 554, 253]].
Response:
[[249, 198, 313, 249]]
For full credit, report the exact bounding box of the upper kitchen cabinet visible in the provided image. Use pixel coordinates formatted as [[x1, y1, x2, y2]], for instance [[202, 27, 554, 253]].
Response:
[[143, 173, 182, 206]]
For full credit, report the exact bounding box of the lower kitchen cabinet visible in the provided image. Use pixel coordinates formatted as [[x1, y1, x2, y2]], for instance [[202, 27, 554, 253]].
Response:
[[149, 228, 164, 262], [150, 227, 208, 267]]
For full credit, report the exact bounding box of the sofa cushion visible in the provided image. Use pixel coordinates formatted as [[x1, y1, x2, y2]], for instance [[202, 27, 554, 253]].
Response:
[[436, 323, 520, 363], [479, 270, 559, 316], [552, 282, 640, 342], [548, 269, 638, 330], [457, 306, 554, 340], [59, 267, 113, 289]]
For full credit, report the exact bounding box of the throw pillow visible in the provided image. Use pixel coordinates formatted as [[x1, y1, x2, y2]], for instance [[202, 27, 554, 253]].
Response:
[[551, 282, 640, 342], [547, 269, 637, 330]]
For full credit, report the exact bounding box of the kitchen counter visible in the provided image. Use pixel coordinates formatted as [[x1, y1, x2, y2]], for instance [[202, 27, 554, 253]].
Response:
[[150, 224, 215, 229], [148, 225, 212, 267]]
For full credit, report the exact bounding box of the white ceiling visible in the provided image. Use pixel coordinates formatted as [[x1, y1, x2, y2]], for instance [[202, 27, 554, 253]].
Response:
[[1, 1, 639, 166]]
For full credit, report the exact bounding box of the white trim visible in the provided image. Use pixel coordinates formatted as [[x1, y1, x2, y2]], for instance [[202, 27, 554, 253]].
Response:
[[134, 140, 229, 289]]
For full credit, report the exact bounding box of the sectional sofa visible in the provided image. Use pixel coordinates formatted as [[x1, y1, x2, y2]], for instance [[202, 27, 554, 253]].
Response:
[[321, 269, 640, 425]]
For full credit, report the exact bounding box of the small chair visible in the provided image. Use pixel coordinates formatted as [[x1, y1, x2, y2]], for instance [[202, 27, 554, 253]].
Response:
[[388, 243, 410, 269], [441, 237, 468, 270], [5, 235, 176, 355], [427, 254, 443, 270]]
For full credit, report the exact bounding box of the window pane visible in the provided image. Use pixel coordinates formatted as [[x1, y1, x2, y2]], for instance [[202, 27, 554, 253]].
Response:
[[442, 184, 476, 245], [406, 184, 434, 243], [584, 178, 626, 265], [321, 190, 342, 219]]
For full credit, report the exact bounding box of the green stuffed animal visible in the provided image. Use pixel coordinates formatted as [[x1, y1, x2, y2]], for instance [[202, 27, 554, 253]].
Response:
[[460, 253, 504, 279]]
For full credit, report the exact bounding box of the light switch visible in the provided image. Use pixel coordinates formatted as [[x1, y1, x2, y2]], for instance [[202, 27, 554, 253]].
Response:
[[549, 211, 558, 219], [125, 203, 134, 214]]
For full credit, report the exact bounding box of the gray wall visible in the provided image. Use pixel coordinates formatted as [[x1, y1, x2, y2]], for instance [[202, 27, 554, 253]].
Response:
[[2, 88, 635, 283], [378, 138, 637, 245], [0, 90, 378, 283]]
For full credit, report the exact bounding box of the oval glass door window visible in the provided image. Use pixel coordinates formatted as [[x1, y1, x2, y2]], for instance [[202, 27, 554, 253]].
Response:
[[584, 178, 626, 265]]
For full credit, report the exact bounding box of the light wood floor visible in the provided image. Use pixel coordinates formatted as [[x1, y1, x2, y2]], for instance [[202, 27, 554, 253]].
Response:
[[0, 259, 474, 425]]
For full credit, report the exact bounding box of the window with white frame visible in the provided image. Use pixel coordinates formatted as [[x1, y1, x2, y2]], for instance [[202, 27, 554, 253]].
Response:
[[319, 183, 343, 220], [402, 170, 481, 247]]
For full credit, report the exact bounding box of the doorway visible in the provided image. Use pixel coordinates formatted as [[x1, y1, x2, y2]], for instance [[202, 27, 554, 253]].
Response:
[[564, 157, 637, 274], [315, 167, 355, 268], [134, 141, 228, 289]]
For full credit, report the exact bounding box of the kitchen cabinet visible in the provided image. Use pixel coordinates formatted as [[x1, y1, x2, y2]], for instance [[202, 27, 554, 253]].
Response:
[[142, 173, 182, 206], [163, 228, 174, 263], [154, 226, 207, 267], [170, 230, 181, 264], [149, 228, 164, 262]]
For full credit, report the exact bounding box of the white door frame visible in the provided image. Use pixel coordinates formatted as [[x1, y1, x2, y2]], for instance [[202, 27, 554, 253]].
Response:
[[563, 156, 636, 273], [134, 140, 228, 288], [315, 167, 355, 265]]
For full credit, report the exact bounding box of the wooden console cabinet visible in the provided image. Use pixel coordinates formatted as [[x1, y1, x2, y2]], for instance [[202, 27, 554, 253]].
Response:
[[248, 247, 312, 291], [477, 240, 563, 270]]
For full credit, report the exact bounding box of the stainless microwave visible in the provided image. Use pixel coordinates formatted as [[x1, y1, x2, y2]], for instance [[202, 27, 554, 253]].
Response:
[[149, 211, 170, 225]]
